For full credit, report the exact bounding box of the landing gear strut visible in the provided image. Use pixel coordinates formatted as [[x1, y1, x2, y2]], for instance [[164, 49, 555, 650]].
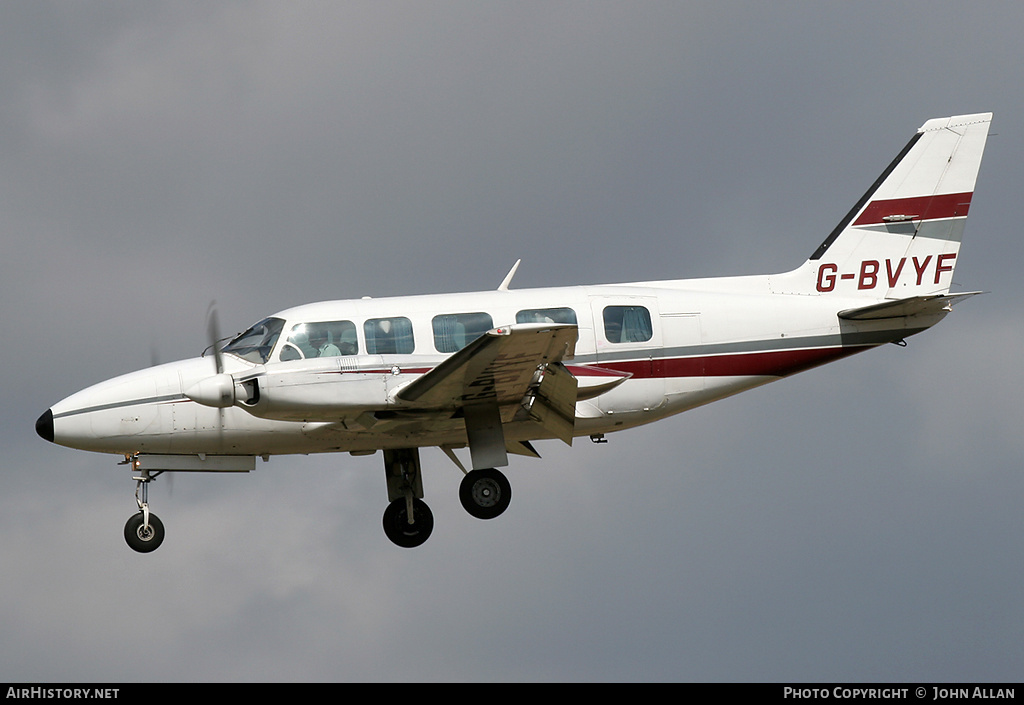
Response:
[[381, 449, 433, 548], [124, 459, 165, 553]]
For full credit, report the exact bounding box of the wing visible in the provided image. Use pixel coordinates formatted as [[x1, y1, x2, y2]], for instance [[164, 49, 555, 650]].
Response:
[[395, 323, 577, 408], [394, 323, 578, 469]]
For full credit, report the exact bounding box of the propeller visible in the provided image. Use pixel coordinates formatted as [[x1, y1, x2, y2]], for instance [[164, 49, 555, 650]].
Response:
[[207, 301, 224, 375], [184, 302, 236, 408], [187, 301, 238, 456]]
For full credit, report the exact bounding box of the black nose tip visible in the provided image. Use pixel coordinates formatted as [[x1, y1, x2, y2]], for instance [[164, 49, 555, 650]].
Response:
[[36, 409, 54, 443]]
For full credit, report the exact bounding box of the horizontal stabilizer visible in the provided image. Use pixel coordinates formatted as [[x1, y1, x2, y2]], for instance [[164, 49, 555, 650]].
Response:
[[838, 292, 982, 320]]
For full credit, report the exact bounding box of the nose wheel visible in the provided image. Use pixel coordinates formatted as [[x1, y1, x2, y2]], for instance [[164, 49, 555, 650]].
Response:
[[123, 458, 166, 553], [124, 511, 164, 552]]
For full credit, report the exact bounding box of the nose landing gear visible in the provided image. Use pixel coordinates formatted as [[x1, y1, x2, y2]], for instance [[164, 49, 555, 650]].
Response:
[[123, 457, 165, 553]]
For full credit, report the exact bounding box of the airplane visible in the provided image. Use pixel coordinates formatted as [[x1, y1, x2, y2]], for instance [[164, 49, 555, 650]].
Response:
[[36, 112, 992, 551]]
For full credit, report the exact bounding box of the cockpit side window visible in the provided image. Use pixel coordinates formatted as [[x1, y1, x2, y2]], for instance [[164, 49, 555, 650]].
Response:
[[222, 317, 285, 364], [279, 320, 358, 361], [364, 316, 414, 355], [432, 312, 493, 353]]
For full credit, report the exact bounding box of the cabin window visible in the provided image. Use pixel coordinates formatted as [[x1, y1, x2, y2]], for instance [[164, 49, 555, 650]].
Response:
[[432, 312, 493, 353], [515, 307, 578, 325], [602, 305, 653, 343], [222, 317, 285, 364], [279, 320, 358, 361], [364, 316, 415, 354]]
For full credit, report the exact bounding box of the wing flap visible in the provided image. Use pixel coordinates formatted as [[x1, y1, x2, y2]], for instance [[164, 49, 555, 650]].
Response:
[[520, 361, 577, 445]]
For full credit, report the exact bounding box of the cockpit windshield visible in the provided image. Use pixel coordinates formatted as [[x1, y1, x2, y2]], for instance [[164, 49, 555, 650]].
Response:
[[221, 317, 285, 364]]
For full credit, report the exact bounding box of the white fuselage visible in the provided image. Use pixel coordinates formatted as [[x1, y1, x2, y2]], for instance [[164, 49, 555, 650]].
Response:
[[43, 272, 938, 459]]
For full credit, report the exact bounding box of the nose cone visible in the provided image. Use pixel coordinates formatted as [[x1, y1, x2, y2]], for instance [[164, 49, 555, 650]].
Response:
[[36, 409, 55, 443]]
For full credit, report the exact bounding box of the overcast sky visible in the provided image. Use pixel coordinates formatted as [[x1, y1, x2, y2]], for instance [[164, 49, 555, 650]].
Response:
[[4, 1, 1023, 682]]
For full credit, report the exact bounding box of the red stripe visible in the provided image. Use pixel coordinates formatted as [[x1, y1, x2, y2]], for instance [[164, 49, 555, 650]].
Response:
[[565, 364, 632, 378], [853, 192, 972, 226], [601, 346, 866, 379]]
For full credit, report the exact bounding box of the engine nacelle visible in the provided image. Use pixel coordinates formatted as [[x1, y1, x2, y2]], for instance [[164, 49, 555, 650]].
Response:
[[183, 373, 236, 408], [236, 368, 391, 422]]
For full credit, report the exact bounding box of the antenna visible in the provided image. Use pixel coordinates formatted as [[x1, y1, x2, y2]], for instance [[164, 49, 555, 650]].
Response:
[[497, 259, 521, 291]]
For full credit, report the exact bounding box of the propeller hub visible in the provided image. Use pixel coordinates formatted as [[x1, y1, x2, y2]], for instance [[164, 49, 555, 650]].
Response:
[[184, 373, 236, 408]]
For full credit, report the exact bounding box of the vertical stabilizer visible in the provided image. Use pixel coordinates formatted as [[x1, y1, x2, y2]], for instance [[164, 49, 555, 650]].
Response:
[[774, 113, 991, 298]]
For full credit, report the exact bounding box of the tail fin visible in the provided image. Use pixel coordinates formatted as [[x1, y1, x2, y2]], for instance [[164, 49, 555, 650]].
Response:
[[774, 113, 991, 298]]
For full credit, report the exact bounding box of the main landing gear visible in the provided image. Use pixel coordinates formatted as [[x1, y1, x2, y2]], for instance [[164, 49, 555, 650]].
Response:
[[123, 459, 165, 553], [382, 448, 432, 548], [459, 467, 512, 520], [380, 448, 513, 548], [382, 497, 434, 549]]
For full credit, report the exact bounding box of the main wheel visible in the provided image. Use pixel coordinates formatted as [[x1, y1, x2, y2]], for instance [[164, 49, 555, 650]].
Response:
[[124, 512, 165, 553], [382, 498, 434, 548], [459, 468, 512, 519]]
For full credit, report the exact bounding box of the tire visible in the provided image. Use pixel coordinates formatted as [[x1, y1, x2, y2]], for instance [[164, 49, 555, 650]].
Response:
[[459, 468, 512, 520], [124, 512, 165, 553], [382, 498, 434, 548]]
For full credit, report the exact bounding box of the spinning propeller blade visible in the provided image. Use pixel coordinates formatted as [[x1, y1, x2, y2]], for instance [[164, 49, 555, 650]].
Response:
[[207, 301, 224, 375]]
